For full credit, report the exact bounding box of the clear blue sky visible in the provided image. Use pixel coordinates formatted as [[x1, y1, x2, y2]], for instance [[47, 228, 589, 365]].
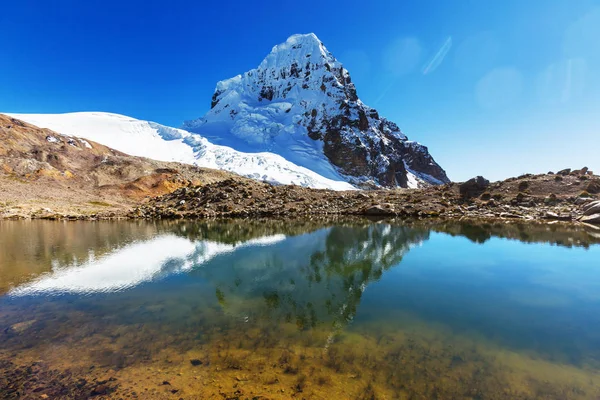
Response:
[[1, 0, 599, 181]]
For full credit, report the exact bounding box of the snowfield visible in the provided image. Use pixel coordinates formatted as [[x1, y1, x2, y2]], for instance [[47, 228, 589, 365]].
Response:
[[8, 112, 355, 190]]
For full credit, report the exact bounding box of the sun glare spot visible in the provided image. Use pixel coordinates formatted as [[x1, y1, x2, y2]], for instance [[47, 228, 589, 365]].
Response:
[[422, 36, 452, 75]]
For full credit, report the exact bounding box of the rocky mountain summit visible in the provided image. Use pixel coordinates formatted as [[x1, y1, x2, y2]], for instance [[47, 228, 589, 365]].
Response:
[[184, 33, 449, 188]]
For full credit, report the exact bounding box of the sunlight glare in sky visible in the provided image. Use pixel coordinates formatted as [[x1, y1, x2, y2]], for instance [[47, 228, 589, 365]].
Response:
[[562, 7, 600, 63], [536, 58, 587, 105], [382, 37, 423, 76], [422, 37, 452, 75], [454, 31, 500, 76], [476, 67, 523, 110]]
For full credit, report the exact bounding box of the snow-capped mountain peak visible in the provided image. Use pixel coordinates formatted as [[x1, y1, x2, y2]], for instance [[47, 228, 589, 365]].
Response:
[[260, 33, 332, 69], [184, 33, 449, 188], [8, 34, 448, 190]]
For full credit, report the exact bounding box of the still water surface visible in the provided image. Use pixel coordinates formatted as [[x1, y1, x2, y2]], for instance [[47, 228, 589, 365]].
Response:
[[1, 220, 600, 399]]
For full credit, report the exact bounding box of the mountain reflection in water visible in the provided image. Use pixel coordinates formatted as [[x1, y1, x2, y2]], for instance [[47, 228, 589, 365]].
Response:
[[1, 219, 600, 399]]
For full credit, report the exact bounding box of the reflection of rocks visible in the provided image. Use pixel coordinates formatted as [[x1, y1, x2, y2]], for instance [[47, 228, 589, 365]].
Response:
[[0, 221, 161, 295], [6, 219, 600, 298], [166, 218, 337, 244], [420, 219, 600, 248]]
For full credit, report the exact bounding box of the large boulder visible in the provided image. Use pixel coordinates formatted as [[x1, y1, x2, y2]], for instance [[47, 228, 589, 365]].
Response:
[[581, 214, 600, 225], [557, 168, 571, 176], [459, 176, 490, 198], [583, 200, 600, 216], [363, 204, 395, 216], [585, 179, 600, 194]]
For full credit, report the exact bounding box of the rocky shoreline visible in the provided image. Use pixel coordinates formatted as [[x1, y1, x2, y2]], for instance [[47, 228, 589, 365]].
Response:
[[128, 169, 598, 224], [2, 169, 599, 227]]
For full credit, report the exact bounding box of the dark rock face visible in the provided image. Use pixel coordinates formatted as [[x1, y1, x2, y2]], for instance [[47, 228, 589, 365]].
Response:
[[459, 176, 490, 198], [585, 179, 600, 194], [557, 168, 571, 176], [583, 201, 600, 216], [581, 213, 600, 224]]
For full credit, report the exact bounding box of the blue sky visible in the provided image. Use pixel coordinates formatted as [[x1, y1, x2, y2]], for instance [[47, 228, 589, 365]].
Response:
[[1, 0, 599, 181]]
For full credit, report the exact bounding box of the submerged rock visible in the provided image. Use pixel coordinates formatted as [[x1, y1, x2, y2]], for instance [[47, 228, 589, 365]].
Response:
[[4, 319, 36, 335]]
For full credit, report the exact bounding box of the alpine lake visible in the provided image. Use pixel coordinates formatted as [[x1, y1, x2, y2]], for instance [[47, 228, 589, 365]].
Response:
[[1, 219, 600, 399]]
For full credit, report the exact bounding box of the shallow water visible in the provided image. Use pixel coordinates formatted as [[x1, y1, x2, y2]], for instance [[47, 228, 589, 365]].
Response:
[[1, 219, 600, 399]]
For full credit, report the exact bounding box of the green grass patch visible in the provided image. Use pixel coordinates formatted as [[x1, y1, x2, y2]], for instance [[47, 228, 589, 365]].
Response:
[[88, 201, 113, 207]]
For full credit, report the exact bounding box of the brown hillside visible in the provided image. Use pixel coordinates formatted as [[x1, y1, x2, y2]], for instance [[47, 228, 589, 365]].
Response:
[[0, 114, 235, 218]]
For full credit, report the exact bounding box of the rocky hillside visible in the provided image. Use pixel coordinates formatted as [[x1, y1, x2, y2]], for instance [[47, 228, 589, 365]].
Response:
[[183, 33, 449, 189], [0, 114, 233, 218], [133, 168, 599, 226]]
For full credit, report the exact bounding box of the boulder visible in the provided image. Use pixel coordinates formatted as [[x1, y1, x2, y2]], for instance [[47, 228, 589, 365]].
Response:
[[459, 176, 490, 198], [480, 192, 491, 201], [4, 319, 37, 335], [557, 168, 571, 176], [544, 212, 571, 221], [518, 181, 529, 191], [583, 200, 600, 216], [575, 197, 593, 205], [363, 204, 395, 216], [500, 212, 522, 219], [585, 179, 600, 194], [581, 213, 600, 225], [544, 194, 558, 205]]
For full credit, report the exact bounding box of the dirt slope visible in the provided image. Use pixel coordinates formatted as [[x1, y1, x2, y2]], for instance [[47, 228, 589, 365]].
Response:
[[0, 114, 234, 218]]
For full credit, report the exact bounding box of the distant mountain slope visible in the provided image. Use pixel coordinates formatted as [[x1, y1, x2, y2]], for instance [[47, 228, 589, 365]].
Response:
[[0, 114, 233, 217], [184, 33, 449, 188], [8, 112, 354, 190]]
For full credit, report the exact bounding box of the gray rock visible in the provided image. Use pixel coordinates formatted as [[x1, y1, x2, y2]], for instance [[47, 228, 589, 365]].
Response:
[[363, 204, 395, 216], [459, 176, 490, 198], [557, 168, 571, 176], [544, 194, 558, 205], [4, 319, 36, 335], [583, 201, 600, 216], [544, 212, 571, 221], [581, 213, 600, 224], [500, 212, 522, 219], [575, 197, 593, 205]]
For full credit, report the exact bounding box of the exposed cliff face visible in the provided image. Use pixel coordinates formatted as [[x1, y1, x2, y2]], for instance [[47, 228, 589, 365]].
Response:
[[184, 33, 449, 188]]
